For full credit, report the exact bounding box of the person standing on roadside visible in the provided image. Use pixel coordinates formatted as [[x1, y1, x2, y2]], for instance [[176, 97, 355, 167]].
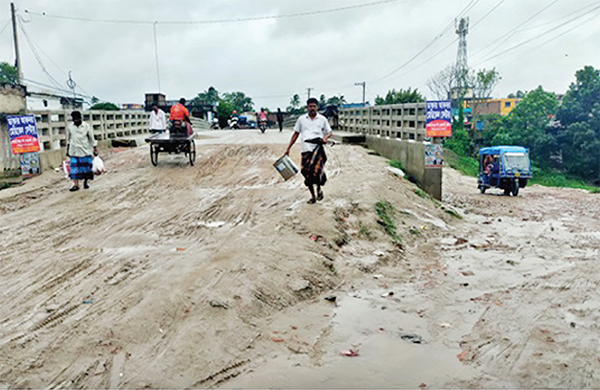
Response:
[[66, 110, 97, 192], [276, 108, 284, 132], [149, 104, 166, 134], [285, 98, 333, 204]]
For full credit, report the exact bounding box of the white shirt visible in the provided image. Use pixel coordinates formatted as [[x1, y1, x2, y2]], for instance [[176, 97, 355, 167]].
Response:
[[67, 121, 97, 157], [149, 109, 166, 130], [293, 113, 332, 153]]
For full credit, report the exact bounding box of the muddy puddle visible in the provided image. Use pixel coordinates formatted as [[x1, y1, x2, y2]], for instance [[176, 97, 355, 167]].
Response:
[[230, 287, 476, 388]]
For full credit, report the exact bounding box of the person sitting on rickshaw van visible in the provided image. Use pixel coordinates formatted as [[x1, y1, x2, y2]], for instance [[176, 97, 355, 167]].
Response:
[[170, 98, 193, 136]]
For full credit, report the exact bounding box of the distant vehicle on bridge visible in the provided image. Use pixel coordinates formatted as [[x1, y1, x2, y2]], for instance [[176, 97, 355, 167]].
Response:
[[478, 146, 532, 196]]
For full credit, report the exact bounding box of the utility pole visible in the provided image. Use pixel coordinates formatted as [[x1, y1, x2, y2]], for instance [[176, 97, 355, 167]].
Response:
[[306, 87, 313, 100], [11, 2, 23, 84], [355, 82, 366, 105]]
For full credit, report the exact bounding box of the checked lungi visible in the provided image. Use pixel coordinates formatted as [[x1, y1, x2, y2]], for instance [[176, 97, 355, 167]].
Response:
[[69, 156, 94, 181], [300, 144, 327, 187]]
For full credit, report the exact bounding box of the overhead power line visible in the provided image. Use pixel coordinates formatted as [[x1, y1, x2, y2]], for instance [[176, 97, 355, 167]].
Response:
[[18, 17, 95, 100], [478, 2, 600, 64], [23, 77, 90, 99], [18, 22, 64, 91], [470, 0, 505, 29], [25, 0, 403, 25], [471, 0, 560, 60], [0, 19, 11, 37], [494, 9, 599, 69], [369, 0, 481, 84]]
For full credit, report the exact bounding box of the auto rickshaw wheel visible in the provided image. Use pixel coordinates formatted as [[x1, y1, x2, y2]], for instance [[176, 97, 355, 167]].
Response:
[[511, 180, 519, 196], [479, 185, 486, 194]]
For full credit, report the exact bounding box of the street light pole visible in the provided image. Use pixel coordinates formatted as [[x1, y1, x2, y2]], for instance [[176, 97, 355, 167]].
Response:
[[355, 82, 366, 104]]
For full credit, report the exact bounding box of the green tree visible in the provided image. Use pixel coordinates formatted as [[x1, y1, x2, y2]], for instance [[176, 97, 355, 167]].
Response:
[[375, 88, 426, 105], [216, 100, 235, 124], [90, 102, 120, 110], [191, 86, 219, 106], [494, 86, 558, 166], [221, 91, 253, 113], [507, 90, 526, 99], [326, 95, 346, 107], [470, 68, 502, 134], [287, 94, 303, 114], [0, 62, 18, 85], [319, 94, 326, 108], [445, 123, 473, 156], [557, 66, 600, 178]]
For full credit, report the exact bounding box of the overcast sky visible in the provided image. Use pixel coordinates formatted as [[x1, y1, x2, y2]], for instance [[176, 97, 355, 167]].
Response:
[[1, 0, 599, 110]]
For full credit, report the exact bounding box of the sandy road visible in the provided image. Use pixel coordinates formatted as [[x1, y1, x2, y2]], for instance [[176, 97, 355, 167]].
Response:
[[1, 129, 599, 388]]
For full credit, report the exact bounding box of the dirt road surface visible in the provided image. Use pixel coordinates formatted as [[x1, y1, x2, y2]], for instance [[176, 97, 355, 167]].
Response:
[[1, 129, 599, 388]]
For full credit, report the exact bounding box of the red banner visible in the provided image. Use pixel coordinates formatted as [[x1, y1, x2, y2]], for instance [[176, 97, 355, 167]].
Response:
[[426, 119, 453, 138], [11, 135, 41, 154]]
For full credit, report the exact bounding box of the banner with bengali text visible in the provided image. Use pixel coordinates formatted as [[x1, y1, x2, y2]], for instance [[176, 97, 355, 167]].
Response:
[[426, 100, 452, 138], [7, 114, 41, 154]]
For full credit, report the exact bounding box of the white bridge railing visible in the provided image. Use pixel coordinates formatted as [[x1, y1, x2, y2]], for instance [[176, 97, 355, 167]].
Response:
[[339, 102, 428, 141], [31, 109, 151, 152]]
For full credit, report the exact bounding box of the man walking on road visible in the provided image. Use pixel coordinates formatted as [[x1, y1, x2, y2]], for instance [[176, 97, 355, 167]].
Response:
[[276, 108, 284, 132], [285, 98, 333, 204], [149, 105, 166, 134], [66, 111, 97, 192]]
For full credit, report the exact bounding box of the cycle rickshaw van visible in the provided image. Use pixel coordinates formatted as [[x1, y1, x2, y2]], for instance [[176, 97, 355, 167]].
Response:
[[478, 146, 532, 196]]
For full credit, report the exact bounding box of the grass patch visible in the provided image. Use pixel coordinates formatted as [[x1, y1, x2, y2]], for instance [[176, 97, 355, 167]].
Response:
[[444, 149, 479, 177], [413, 188, 441, 207], [358, 221, 374, 241], [452, 156, 479, 177], [374, 200, 401, 243], [408, 227, 422, 236], [443, 207, 463, 219], [414, 188, 429, 199], [531, 170, 600, 192], [389, 159, 404, 171]]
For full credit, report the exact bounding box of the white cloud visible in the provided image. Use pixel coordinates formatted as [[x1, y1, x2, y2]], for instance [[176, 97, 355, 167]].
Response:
[[1, 0, 598, 109]]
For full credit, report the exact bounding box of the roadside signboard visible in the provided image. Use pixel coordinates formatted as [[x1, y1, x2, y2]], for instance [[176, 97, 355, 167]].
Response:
[[425, 143, 443, 168], [426, 100, 452, 137], [20, 152, 41, 177], [7, 114, 41, 154]]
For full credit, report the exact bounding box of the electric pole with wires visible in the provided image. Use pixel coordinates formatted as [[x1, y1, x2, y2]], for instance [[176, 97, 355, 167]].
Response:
[[11, 2, 23, 84]]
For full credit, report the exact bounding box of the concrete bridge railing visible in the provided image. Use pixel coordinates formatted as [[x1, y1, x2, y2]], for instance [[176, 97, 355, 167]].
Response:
[[339, 103, 442, 200], [25, 109, 150, 170], [339, 103, 427, 141], [33, 109, 151, 153]]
